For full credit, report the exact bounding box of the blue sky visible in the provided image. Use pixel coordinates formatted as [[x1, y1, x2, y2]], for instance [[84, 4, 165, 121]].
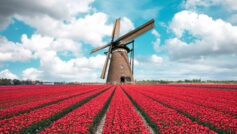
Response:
[[0, 0, 237, 82]]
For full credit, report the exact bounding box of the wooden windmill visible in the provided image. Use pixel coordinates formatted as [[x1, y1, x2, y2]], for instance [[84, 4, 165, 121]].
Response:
[[90, 18, 155, 84]]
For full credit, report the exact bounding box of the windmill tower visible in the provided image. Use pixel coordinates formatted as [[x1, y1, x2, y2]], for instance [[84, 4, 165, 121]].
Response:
[[91, 18, 155, 84]]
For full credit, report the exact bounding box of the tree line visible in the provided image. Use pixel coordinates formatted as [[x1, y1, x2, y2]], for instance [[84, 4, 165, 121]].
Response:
[[0, 78, 43, 85], [1, 78, 237, 85], [136, 79, 237, 84]]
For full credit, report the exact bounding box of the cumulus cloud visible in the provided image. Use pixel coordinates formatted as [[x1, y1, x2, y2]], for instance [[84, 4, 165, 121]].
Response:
[[22, 68, 43, 80], [17, 14, 135, 47], [0, 0, 94, 30], [0, 33, 106, 82], [17, 12, 113, 47], [94, 0, 160, 20], [0, 36, 33, 62], [135, 54, 164, 67], [0, 69, 18, 79], [39, 54, 105, 82], [135, 54, 237, 81], [0, 0, 137, 82], [182, 0, 237, 26], [151, 54, 163, 63], [228, 14, 237, 25], [146, 10, 237, 80], [183, 0, 237, 11], [22, 34, 81, 57], [0, 0, 135, 47], [167, 10, 237, 60], [0, 34, 81, 62], [119, 17, 135, 36], [151, 29, 161, 51]]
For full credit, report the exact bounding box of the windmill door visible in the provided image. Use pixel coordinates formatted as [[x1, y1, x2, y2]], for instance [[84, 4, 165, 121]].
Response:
[[120, 76, 131, 83], [120, 76, 125, 83]]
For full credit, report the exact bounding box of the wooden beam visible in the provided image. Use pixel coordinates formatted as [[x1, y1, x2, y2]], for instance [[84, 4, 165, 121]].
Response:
[[115, 19, 154, 43]]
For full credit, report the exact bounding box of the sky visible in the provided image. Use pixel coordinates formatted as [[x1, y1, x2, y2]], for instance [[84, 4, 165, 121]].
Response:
[[0, 0, 237, 82]]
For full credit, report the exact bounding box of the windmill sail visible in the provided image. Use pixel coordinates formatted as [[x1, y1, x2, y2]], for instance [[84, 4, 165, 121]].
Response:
[[100, 18, 121, 79], [115, 19, 154, 44]]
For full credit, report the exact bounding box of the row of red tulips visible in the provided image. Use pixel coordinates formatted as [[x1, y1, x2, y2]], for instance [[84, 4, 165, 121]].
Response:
[[134, 85, 237, 133], [103, 86, 150, 133], [0, 85, 108, 119], [40, 87, 114, 133], [0, 85, 75, 108], [158, 84, 237, 103], [0, 87, 104, 133], [0, 84, 236, 133], [0, 85, 105, 109], [168, 83, 237, 89], [122, 85, 215, 134], [141, 85, 237, 116]]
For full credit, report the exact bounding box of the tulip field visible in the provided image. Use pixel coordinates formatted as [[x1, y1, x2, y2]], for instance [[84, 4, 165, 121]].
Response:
[[0, 84, 237, 133]]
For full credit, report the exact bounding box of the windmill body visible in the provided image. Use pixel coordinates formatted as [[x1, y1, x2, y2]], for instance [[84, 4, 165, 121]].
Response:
[[107, 47, 134, 84], [90, 18, 154, 84]]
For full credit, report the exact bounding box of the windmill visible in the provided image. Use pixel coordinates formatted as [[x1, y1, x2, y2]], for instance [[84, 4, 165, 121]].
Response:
[[90, 18, 155, 84]]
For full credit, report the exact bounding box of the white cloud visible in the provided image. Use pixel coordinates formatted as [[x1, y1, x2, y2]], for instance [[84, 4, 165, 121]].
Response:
[[151, 55, 163, 63], [0, 8, 135, 82], [1, 0, 135, 47], [152, 29, 159, 37], [17, 12, 113, 47], [0, 0, 95, 30], [144, 10, 237, 81], [0, 69, 18, 79], [0, 34, 81, 62], [228, 14, 237, 25], [134, 55, 164, 68], [167, 10, 237, 60], [0, 0, 138, 82], [19, 35, 105, 81], [224, 0, 237, 11], [21, 34, 81, 57], [135, 55, 237, 81], [183, 0, 237, 11], [0, 36, 33, 62], [18, 14, 135, 47], [119, 17, 135, 36], [37, 52, 106, 82], [0, 34, 106, 82], [0, 0, 136, 48], [22, 68, 43, 80], [93, 0, 160, 20], [151, 29, 161, 51]]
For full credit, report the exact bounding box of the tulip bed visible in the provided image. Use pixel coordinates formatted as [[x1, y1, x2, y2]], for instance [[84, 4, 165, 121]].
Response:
[[169, 83, 237, 89], [123, 85, 237, 133], [0, 86, 108, 133], [0, 84, 236, 133], [40, 87, 114, 133], [140, 85, 237, 116], [103, 86, 150, 133], [0, 85, 106, 109], [122, 85, 215, 134], [0, 85, 108, 119]]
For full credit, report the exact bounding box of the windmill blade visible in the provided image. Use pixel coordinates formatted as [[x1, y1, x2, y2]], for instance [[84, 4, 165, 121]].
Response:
[[111, 18, 121, 42], [115, 19, 154, 44], [90, 18, 121, 54], [100, 18, 121, 78], [100, 45, 112, 79], [90, 43, 111, 54]]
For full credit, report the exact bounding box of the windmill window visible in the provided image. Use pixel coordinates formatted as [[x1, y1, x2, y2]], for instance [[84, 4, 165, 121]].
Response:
[[125, 77, 131, 82]]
